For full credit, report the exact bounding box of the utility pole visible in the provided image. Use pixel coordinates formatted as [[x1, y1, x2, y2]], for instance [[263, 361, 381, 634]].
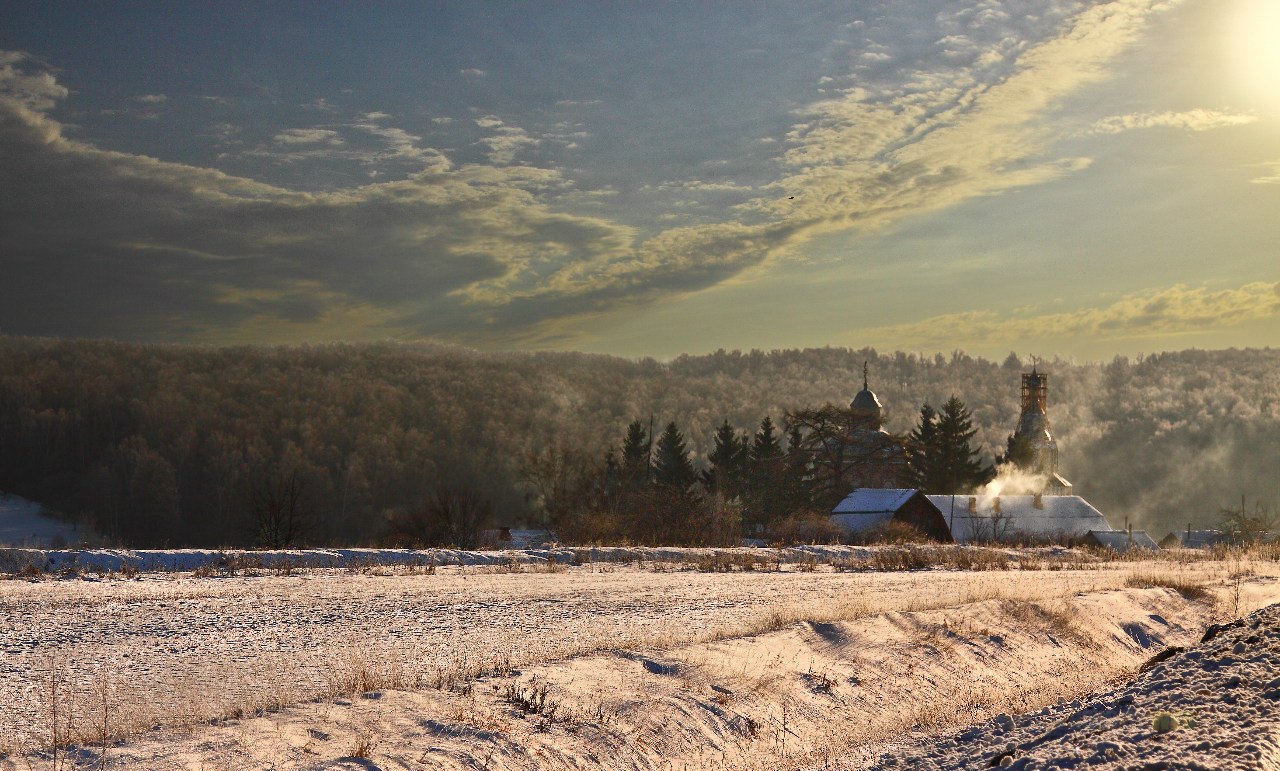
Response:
[[647, 413, 654, 484]]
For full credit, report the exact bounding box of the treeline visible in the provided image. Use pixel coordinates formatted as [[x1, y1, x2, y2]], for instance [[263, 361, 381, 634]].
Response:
[[516, 398, 991, 546], [0, 336, 1276, 545]]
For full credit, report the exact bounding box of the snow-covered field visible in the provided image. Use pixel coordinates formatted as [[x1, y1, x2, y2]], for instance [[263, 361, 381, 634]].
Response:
[[0, 494, 85, 549], [856, 602, 1280, 769], [2, 552, 1278, 770]]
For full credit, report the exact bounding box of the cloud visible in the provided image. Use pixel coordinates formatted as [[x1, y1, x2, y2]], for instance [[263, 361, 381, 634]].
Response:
[[1251, 161, 1280, 185], [273, 128, 344, 146], [1090, 109, 1258, 134], [0, 53, 67, 112], [855, 282, 1280, 349], [460, 68, 487, 77], [764, 0, 1184, 241], [0, 52, 776, 345], [132, 93, 167, 104], [0, 1, 1210, 349], [471, 116, 540, 164]]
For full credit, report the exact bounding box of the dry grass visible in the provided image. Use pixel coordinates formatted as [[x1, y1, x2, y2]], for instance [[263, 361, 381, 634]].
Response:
[[1124, 572, 1213, 601]]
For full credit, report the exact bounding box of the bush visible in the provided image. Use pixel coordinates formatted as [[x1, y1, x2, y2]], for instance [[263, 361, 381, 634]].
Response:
[[769, 511, 842, 545]]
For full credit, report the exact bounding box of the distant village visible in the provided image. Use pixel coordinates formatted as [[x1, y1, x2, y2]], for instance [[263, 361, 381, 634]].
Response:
[[828, 368, 1255, 552]]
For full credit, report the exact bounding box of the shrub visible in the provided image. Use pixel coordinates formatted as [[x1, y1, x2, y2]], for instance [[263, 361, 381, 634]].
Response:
[[770, 511, 842, 545]]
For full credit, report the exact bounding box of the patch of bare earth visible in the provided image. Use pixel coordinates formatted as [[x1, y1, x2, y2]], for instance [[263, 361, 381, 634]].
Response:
[[2, 555, 1277, 770]]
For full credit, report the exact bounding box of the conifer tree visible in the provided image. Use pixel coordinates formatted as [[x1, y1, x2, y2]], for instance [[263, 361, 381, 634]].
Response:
[[783, 425, 810, 511], [749, 416, 783, 467], [906, 403, 940, 490], [620, 420, 650, 489], [701, 420, 747, 498], [998, 431, 1036, 471], [652, 421, 696, 490], [907, 398, 991, 494], [747, 416, 787, 527], [933, 396, 991, 494]]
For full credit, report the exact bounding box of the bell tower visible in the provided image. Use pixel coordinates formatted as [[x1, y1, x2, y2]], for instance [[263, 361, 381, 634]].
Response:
[[1010, 368, 1072, 494]]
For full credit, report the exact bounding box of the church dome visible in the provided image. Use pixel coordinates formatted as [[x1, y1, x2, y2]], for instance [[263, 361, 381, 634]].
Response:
[[849, 362, 883, 424], [850, 387, 882, 416]]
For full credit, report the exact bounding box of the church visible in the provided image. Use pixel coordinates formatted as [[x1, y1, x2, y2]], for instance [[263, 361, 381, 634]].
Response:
[[841, 363, 908, 489], [829, 367, 1152, 548], [1006, 368, 1073, 495]]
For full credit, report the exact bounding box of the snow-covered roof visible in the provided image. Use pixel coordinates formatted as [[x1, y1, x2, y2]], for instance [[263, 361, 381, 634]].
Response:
[[1085, 529, 1159, 552], [1168, 530, 1226, 549], [830, 488, 936, 535], [832, 488, 919, 515], [924, 494, 1112, 544]]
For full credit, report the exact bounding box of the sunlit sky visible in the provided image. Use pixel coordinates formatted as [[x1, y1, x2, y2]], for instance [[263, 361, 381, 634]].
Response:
[[1, 1, 1277, 360]]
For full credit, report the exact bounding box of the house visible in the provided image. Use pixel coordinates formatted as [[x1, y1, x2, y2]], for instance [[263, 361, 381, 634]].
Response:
[[830, 488, 952, 542], [1161, 529, 1230, 549], [923, 494, 1112, 544], [1081, 529, 1159, 552]]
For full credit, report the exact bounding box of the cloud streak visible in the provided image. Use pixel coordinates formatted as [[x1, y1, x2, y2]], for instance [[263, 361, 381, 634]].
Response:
[[1089, 109, 1258, 134], [767, 0, 1185, 237], [855, 282, 1280, 350], [0, 53, 784, 344]]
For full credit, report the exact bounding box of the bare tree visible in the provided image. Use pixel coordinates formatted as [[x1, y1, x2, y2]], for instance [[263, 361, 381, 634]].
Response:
[[518, 442, 597, 529], [251, 470, 311, 549], [384, 486, 491, 548]]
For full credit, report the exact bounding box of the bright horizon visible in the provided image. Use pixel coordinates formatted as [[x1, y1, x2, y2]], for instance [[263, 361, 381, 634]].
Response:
[[1, 1, 1277, 361]]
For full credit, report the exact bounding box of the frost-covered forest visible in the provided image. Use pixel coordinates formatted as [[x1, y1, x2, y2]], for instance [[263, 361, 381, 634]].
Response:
[[0, 337, 1276, 546]]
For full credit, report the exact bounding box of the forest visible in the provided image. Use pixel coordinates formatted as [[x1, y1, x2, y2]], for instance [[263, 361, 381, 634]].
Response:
[[0, 336, 1276, 547]]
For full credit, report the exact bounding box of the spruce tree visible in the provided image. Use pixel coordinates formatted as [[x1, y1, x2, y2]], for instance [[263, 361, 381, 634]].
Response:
[[652, 421, 697, 490], [783, 425, 810, 511], [933, 396, 991, 494], [999, 431, 1036, 471], [620, 420, 650, 489], [701, 420, 747, 498], [747, 416, 786, 527], [907, 398, 991, 494], [906, 403, 940, 491], [749, 416, 783, 467]]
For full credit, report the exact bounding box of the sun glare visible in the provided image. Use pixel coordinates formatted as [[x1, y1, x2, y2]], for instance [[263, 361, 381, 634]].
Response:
[[1228, 0, 1280, 115]]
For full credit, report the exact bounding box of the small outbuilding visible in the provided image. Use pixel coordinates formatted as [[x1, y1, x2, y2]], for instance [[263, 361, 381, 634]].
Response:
[[1081, 529, 1158, 552], [1162, 529, 1227, 550], [830, 488, 952, 542]]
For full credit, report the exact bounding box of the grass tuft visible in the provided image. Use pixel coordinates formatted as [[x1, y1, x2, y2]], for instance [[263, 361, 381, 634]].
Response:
[[1124, 573, 1212, 601]]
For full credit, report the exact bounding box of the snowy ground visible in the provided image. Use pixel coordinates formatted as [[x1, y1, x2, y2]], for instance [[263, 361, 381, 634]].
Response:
[[1, 542, 1041, 573], [852, 601, 1280, 770], [3, 553, 1278, 770], [0, 494, 85, 548]]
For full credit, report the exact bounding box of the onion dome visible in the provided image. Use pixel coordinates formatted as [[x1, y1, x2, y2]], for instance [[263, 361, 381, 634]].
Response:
[[850, 361, 883, 423]]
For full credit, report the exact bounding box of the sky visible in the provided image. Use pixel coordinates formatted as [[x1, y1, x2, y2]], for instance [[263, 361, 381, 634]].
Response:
[[1, 0, 1277, 360]]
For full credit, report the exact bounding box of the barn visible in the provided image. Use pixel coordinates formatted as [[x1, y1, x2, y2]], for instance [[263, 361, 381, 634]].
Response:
[[830, 488, 952, 542], [1081, 529, 1159, 552]]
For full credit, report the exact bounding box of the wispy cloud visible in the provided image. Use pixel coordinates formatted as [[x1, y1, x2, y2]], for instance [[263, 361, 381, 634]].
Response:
[[0, 52, 633, 343], [766, 0, 1185, 240], [132, 93, 167, 104], [856, 282, 1280, 349], [273, 128, 344, 146], [1090, 109, 1258, 134], [1251, 161, 1280, 185]]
